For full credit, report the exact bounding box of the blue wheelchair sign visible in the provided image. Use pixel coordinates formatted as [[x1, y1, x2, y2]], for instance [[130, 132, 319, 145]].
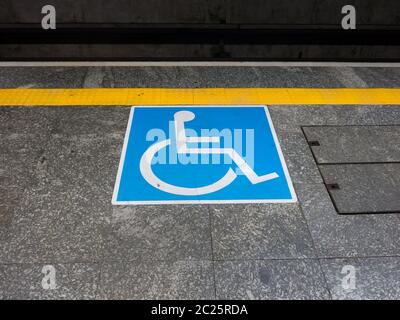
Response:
[[112, 106, 296, 204]]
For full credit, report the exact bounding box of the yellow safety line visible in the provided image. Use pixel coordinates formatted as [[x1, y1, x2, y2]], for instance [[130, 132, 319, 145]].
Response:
[[0, 88, 400, 106]]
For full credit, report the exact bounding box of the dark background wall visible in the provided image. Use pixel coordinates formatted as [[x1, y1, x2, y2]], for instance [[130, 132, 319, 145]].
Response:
[[1, 0, 399, 61]]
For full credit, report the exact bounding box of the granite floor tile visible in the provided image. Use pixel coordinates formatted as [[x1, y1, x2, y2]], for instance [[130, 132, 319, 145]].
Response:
[[319, 163, 400, 214], [0, 66, 398, 90], [269, 106, 400, 133], [302, 125, 400, 164], [0, 107, 58, 135], [111, 66, 262, 88], [103, 205, 212, 261], [98, 260, 214, 300], [35, 132, 123, 193], [0, 129, 126, 262], [0, 206, 12, 241], [252, 66, 344, 88], [0, 133, 45, 188], [0, 67, 87, 89], [320, 257, 400, 300], [297, 183, 400, 258], [50, 107, 130, 135], [275, 131, 323, 184], [0, 263, 100, 300], [0, 182, 111, 263], [111, 66, 346, 89], [352, 68, 400, 88]]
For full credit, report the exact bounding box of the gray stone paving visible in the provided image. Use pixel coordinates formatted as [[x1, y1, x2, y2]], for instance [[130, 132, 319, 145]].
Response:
[[296, 183, 400, 258], [214, 259, 330, 300], [302, 126, 400, 163], [319, 163, 400, 214], [0, 66, 400, 299], [320, 257, 400, 300]]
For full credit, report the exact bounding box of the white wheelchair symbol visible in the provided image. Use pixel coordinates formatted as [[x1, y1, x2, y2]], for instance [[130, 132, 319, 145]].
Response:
[[140, 110, 279, 195]]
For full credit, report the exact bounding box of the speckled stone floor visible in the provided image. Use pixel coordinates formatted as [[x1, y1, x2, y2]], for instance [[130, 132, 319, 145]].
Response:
[[0, 66, 400, 299]]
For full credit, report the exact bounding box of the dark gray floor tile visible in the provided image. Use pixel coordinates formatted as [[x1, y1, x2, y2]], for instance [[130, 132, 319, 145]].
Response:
[[0, 186, 20, 206], [297, 183, 400, 258], [103, 205, 212, 261], [0, 206, 12, 241], [319, 163, 400, 214], [274, 129, 310, 156], [269, 106, 400, 132], [215, 259, 330, 300], [0, 66, 398, 90], [98, 260, 214, 300], [0, 107, 59, 135], [51, 107, 130, 135], [0, 263, 99, 300], [83, 67, 114, 88], [303, 126, 400, 163], [330, 106, 400, 126], [36, 133, 123, 191], [323, 67, 368, 88], [320, 257, 400, 300], [111, 67, 262, 88], [0, 67, 87, 89], [284, 153, 323, 184], [0, 187, 20, 241], [110, 66, 346, 89], [0, 132, 123, 262], [0, 182, 111, 263], [0, 107, 130, 136], [275, 131, 323, 184], [0, 133, 45, 188], [0, 130, 213, 262], [0, 67, 399, 300], [210, 204, 316, 260], [253, 67, 343, 88]]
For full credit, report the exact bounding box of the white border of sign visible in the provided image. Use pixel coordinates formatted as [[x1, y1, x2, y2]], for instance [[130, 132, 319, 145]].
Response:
[[112, 106, 297, 205]]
